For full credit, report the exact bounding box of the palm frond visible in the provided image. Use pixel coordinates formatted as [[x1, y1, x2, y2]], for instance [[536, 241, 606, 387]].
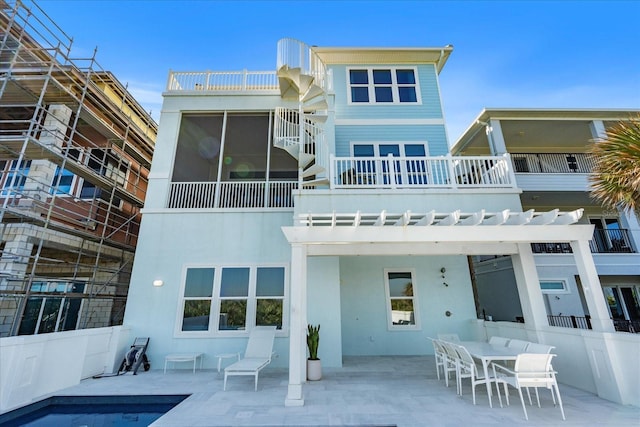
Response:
[[587, 115, 640, 214]]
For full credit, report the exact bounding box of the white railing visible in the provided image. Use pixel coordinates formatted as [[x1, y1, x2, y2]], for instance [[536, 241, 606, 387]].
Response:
[[511, 153, 596, 173], [166, 70, 279, 91], [274, 107, 328, 173], [276, 38, 331, 92], [331, 155, 516, 189], [167, 181, 297, 209]]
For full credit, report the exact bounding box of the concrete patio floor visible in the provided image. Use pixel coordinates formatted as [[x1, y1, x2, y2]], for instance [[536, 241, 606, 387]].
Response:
[[52, 356, 638, 426]]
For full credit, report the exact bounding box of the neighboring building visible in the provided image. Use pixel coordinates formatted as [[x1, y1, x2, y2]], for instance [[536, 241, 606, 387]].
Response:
[[452, 109, 640, 332], [0, 0, 157, 336], [123, 38, 636, 407]]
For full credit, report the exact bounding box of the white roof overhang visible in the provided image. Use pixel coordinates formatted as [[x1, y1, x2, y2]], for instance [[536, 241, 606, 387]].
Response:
[[282, 209, 592, 256]]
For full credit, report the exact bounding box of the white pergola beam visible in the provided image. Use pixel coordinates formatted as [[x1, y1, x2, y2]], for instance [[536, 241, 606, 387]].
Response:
[[282, 224, 595, 244]]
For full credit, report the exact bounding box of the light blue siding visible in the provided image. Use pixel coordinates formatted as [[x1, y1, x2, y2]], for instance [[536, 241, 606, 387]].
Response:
[[331, 64, 444, 119], [339, 255, 477, 356], [335, 125, 449, 156]]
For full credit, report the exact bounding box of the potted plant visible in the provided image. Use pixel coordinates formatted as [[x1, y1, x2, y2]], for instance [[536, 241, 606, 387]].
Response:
[[306, 324, 322, 380]]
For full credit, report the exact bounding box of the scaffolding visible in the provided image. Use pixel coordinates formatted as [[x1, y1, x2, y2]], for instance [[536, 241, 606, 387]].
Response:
[[0, 0, 157, 336]]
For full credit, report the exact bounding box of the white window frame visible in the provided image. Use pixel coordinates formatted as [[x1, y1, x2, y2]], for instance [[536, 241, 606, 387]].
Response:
[[540, 280, 568, 294], [384, 268, 420, 330], [175, 263, 289, 338], [350, 141, 430, 157], [346, 67, 422, 105]]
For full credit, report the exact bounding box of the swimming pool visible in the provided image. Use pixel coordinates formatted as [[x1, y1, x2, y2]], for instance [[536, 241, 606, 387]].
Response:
[[0, 395, 189, 426]]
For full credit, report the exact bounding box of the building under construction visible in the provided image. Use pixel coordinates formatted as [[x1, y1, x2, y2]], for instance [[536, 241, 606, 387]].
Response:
[[0, 0, 157, 336]]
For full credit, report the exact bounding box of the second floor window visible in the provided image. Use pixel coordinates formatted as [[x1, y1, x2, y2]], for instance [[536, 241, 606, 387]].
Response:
[[348, 68, 419, 104]]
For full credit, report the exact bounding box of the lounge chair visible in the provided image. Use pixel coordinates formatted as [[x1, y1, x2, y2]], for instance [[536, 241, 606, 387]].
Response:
[[223, 326, 276, 391]]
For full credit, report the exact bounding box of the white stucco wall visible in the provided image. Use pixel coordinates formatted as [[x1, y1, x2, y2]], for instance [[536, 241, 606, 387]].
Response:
[[123, 211, 294, 369], [0, 326, 130, 413]]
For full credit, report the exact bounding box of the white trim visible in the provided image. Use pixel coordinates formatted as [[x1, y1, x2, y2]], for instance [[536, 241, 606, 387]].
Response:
[[335, 118, 444, 125], [384, 268, 420, 330], [349, 141, 430, 157], [346, 67, 422, 105]]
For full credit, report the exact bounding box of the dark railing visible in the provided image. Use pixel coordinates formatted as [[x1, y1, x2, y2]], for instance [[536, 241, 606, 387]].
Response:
[[548, 314, 592, 330], [613, 319, 640, 333], [512, 153, 595, 173], [589, 229, 634, 253], [531, 243, 573, 254], [547, 315, 640, 333], [532, 228, 635, 254]]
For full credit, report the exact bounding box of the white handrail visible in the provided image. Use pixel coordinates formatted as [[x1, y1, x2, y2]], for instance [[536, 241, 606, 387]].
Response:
[[167, 71, 279, 91]]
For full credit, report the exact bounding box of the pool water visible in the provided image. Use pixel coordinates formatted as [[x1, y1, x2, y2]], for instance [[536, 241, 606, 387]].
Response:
[[0, 395, 188, 427]]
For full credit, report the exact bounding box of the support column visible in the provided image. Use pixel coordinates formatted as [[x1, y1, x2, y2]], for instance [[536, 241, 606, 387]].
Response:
[[285, 243, 307, 407], [487, 119, 508, 155], [570, 239, 614, 332], [511, 243, 548, 330]]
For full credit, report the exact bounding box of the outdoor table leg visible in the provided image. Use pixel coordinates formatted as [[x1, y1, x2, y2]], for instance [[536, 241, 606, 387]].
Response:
[[482, 358, 493, 408]]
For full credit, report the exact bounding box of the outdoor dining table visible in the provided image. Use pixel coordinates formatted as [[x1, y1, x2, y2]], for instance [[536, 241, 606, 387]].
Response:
[[459, 341, 522, 408]]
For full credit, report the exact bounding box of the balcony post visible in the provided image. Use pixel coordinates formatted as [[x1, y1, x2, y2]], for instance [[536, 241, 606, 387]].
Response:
[[569, 239, 615, 332]]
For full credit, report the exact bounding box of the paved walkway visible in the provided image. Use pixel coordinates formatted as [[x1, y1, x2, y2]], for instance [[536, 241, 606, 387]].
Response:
[[55, 356, 638, 426]]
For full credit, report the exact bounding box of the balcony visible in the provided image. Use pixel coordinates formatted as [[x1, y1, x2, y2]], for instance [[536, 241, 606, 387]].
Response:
[[512, 153, 596, 173], [331, 154, 516, 189], [531, 229, 635, 254], [166, 70, 279, 92], [167, 181, 296, 209]]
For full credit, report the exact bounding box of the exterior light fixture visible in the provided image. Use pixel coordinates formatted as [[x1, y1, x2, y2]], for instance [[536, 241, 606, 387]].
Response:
[[153, 279, 164, 287]]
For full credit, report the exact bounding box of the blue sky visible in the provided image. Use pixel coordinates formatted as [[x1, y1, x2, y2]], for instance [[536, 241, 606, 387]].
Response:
[[37, 0, 639, 143]]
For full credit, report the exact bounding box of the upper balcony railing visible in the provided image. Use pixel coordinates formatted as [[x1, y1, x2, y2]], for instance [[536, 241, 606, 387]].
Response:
[[531, 228, 636, 254], [167, 181, 296, 209], [166, 70, 279, 92], [330, 154, 516, 189], [512, 153, 596, 174]]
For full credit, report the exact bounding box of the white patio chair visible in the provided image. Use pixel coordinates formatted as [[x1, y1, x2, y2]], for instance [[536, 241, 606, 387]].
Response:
[[439, 340, 460, 390], [437, 333, 460, 342], [427, 337, 446, 380], [223, 326, 276, 391], [454, 344, 493, 405], [526, 342, 555, 354], [492, 353, 565, 421], [507, 338, 530, 351], [488, 336, 510, 346]]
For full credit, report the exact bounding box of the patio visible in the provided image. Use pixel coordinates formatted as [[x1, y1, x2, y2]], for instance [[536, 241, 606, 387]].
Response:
[[49, 356, 638, 426]]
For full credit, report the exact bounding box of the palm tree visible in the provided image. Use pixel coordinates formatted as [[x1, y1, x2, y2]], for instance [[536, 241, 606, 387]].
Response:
[[588, 115, 640, 214]]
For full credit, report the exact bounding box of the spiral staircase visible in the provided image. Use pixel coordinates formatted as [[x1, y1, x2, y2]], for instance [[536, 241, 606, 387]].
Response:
[[274, 39, 330, 188]]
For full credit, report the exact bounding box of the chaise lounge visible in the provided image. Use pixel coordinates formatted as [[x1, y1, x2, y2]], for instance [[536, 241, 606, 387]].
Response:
[[223, 326, 277, 391]]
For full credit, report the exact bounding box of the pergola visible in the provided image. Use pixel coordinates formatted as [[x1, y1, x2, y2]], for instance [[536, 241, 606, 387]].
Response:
[[281, 208, 613, 406]]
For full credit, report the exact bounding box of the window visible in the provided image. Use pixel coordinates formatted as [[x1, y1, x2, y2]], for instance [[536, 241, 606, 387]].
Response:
[[18, 281, 85, 335], [540, 280, 567, 293], [51, 149, 80, 195], [1, 159, 31, 196], [350, 142, 429, 185], [80, 149, 128, 206], [348, 68, 420, 104], [178, 265, 287, 335], [384, 269, 419, 329]]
